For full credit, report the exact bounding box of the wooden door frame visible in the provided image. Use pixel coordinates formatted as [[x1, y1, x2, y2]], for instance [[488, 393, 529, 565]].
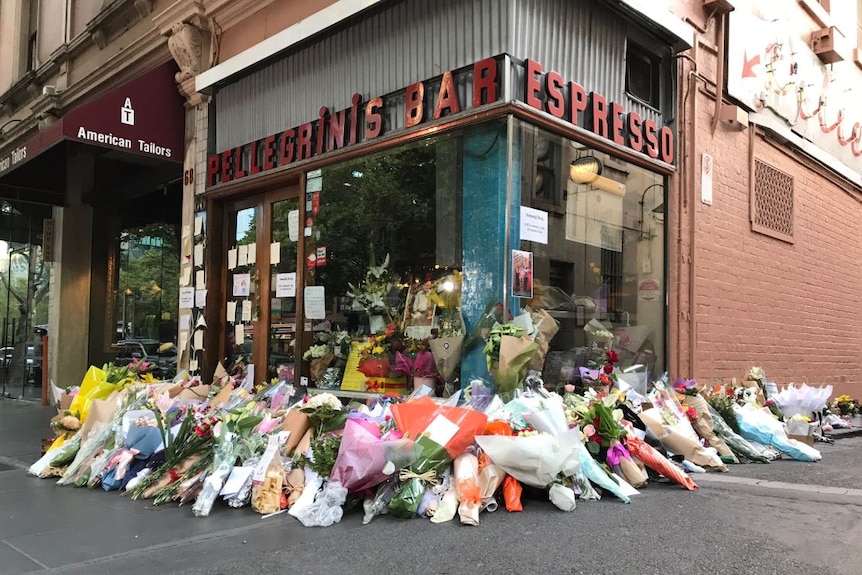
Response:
[[203, 185, 303, 384], [259, 185, 303, 381]]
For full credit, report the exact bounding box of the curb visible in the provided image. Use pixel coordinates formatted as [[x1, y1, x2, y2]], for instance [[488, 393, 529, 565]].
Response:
[[825, 428, 862, 440]]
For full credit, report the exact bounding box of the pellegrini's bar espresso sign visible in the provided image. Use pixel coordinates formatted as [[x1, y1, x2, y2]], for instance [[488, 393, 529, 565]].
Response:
[[208, 57, 674, 186]]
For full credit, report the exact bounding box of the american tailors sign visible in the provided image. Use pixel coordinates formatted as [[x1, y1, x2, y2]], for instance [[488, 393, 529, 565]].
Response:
[[0, 62, 183, 176], [208, 57, 675, 186], [727, 0, 862, 168]]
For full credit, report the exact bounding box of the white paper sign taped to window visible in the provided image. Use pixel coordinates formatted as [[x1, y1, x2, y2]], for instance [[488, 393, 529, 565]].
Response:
[[304, 286, 326, 319]]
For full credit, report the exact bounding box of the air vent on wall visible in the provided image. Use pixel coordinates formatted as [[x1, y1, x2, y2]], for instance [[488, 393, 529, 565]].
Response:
[[811, 26, 845, 64]]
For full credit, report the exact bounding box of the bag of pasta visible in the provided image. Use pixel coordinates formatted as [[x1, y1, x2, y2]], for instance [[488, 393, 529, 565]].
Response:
[[251, 435, 286, 514]]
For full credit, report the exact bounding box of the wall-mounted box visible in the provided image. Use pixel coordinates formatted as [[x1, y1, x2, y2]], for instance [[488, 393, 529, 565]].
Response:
[[811, 26, 845, 64]]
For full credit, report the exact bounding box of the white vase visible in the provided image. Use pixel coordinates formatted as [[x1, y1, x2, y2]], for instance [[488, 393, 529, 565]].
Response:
[[368, 314, 387, 334]]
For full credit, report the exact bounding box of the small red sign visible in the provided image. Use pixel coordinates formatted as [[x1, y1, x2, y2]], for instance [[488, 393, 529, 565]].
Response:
[[312, 192, 321, 216]]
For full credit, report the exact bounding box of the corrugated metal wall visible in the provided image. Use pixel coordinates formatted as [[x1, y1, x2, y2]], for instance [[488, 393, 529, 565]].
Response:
[[215, 0, 508, 152], [508, 0, 663, 128], [215, 0, 666, 152]]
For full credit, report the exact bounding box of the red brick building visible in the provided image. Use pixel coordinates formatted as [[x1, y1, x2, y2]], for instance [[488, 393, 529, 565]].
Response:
[[669, 0, 862, 396]]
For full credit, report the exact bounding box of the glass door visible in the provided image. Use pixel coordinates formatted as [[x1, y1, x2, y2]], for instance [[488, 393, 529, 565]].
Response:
[[222, 188, 302, 383], [265, 195, 300, 381], [225, 201, 260, 371]]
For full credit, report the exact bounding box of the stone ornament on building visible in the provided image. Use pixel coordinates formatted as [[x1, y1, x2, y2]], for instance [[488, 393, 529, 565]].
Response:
[[168, 22, 204, 83]]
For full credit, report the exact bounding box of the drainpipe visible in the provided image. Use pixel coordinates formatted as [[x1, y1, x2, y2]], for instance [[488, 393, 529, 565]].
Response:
[[688, 58, 698, 380], [711, 14, 726, 134]]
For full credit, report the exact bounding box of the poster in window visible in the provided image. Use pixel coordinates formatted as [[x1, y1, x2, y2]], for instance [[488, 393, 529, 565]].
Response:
[[403, 280, 437, 339], [512, 250, 534, 299]]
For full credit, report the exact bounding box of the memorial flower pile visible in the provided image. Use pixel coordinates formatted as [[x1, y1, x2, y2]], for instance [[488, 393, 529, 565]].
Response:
[[29, 344, 833, 532]]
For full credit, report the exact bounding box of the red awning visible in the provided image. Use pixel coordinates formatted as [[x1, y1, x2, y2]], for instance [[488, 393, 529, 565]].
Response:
[[0, 62, 184, 178]]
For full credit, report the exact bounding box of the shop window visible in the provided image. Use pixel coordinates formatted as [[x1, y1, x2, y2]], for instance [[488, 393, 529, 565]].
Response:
[[115, 222, 180, 376], [297, 127, 470, 391], [305, 133, 464, 343], [625, 41, 661, 109], [752, 160, 794, 243], [517, 121, 666, 391]]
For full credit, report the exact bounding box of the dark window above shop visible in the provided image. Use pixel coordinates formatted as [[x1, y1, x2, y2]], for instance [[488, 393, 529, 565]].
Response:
[[625, 42, 660, 109], [624, 26, 673, 116]]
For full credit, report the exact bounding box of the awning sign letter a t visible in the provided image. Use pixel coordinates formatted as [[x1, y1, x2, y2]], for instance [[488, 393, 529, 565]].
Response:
[[121, 97, 135, 126]]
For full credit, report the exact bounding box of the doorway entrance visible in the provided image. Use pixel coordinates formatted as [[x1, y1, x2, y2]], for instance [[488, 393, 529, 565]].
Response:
[[222, 187, 302, 382]]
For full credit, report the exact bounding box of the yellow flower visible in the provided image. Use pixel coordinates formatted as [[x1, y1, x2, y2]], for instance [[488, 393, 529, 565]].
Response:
[[140, 373, 157, 384], [371, 346, 385, 355]]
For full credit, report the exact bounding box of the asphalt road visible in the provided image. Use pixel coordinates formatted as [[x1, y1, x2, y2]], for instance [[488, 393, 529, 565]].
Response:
[[2, 397, 861, 575]]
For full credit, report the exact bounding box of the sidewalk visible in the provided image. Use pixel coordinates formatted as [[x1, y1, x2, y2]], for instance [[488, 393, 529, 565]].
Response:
[[0, 398, 288, 574], [0, 397, 54, 470]]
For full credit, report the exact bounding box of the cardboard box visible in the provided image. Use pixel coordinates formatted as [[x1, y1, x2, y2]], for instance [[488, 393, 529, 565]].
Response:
[[788, 433, 814, 447]]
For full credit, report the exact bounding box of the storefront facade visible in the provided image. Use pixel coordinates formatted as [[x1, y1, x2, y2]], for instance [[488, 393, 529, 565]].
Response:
[[0, 58, 186, 391], [193, 0, 688, 389]]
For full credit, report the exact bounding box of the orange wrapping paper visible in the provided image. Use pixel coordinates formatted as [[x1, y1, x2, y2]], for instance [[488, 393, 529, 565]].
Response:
[[623, 435, 697, 491]]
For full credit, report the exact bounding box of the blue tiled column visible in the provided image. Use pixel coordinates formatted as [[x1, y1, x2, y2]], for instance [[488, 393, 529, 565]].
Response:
[[460, 119, 521, 387]]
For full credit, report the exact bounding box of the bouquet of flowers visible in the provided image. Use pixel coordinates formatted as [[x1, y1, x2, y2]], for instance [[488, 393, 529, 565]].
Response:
[[674, 379, 737, 463], [704, 386, 741, 434], [347, 253, 400, 326], [387, 398, 487, 518], [581, 350, 619, 390], [641, 378, 727, 471], [128, 393, 216, 502], [50, 410, 82, 440], [299, 392, 347, 438], [703, 402, 770, 463], [733, 402, 821, 462], [191, 402, 268, 517], [395, 342, 438, 390], [830, 394, 860, 417], [357, 323, 400, 378], [483, 323, 538, 402]]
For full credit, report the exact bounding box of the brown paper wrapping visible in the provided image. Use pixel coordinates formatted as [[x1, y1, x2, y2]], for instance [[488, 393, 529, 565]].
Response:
[[478, 463, 506, 510], [174, 385, 212, 401], [498, 335, 534, 373], [429, 335, 465, 383], [141, 454, 203, 499], [294, 428, 313, 455], [213, 362, 230, 383], [285, 466, 306, 507], [682, 394, 737, 462], [210, 381, 235, 407], [78, 391, 123, 442], [310, 352, 334, 381], [59, 392, 74, 412], [282, 409, 312, 455], [639, 409, 728, 472], [618, 453, 649, 488], [527, 307, 560, 371]]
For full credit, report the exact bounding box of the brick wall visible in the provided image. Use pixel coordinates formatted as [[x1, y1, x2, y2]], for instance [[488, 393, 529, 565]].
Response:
[[671, 2, 862, 398]]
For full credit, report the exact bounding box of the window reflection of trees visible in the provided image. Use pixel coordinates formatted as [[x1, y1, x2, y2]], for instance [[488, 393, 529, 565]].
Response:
[[313, 141, 439, 304]]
